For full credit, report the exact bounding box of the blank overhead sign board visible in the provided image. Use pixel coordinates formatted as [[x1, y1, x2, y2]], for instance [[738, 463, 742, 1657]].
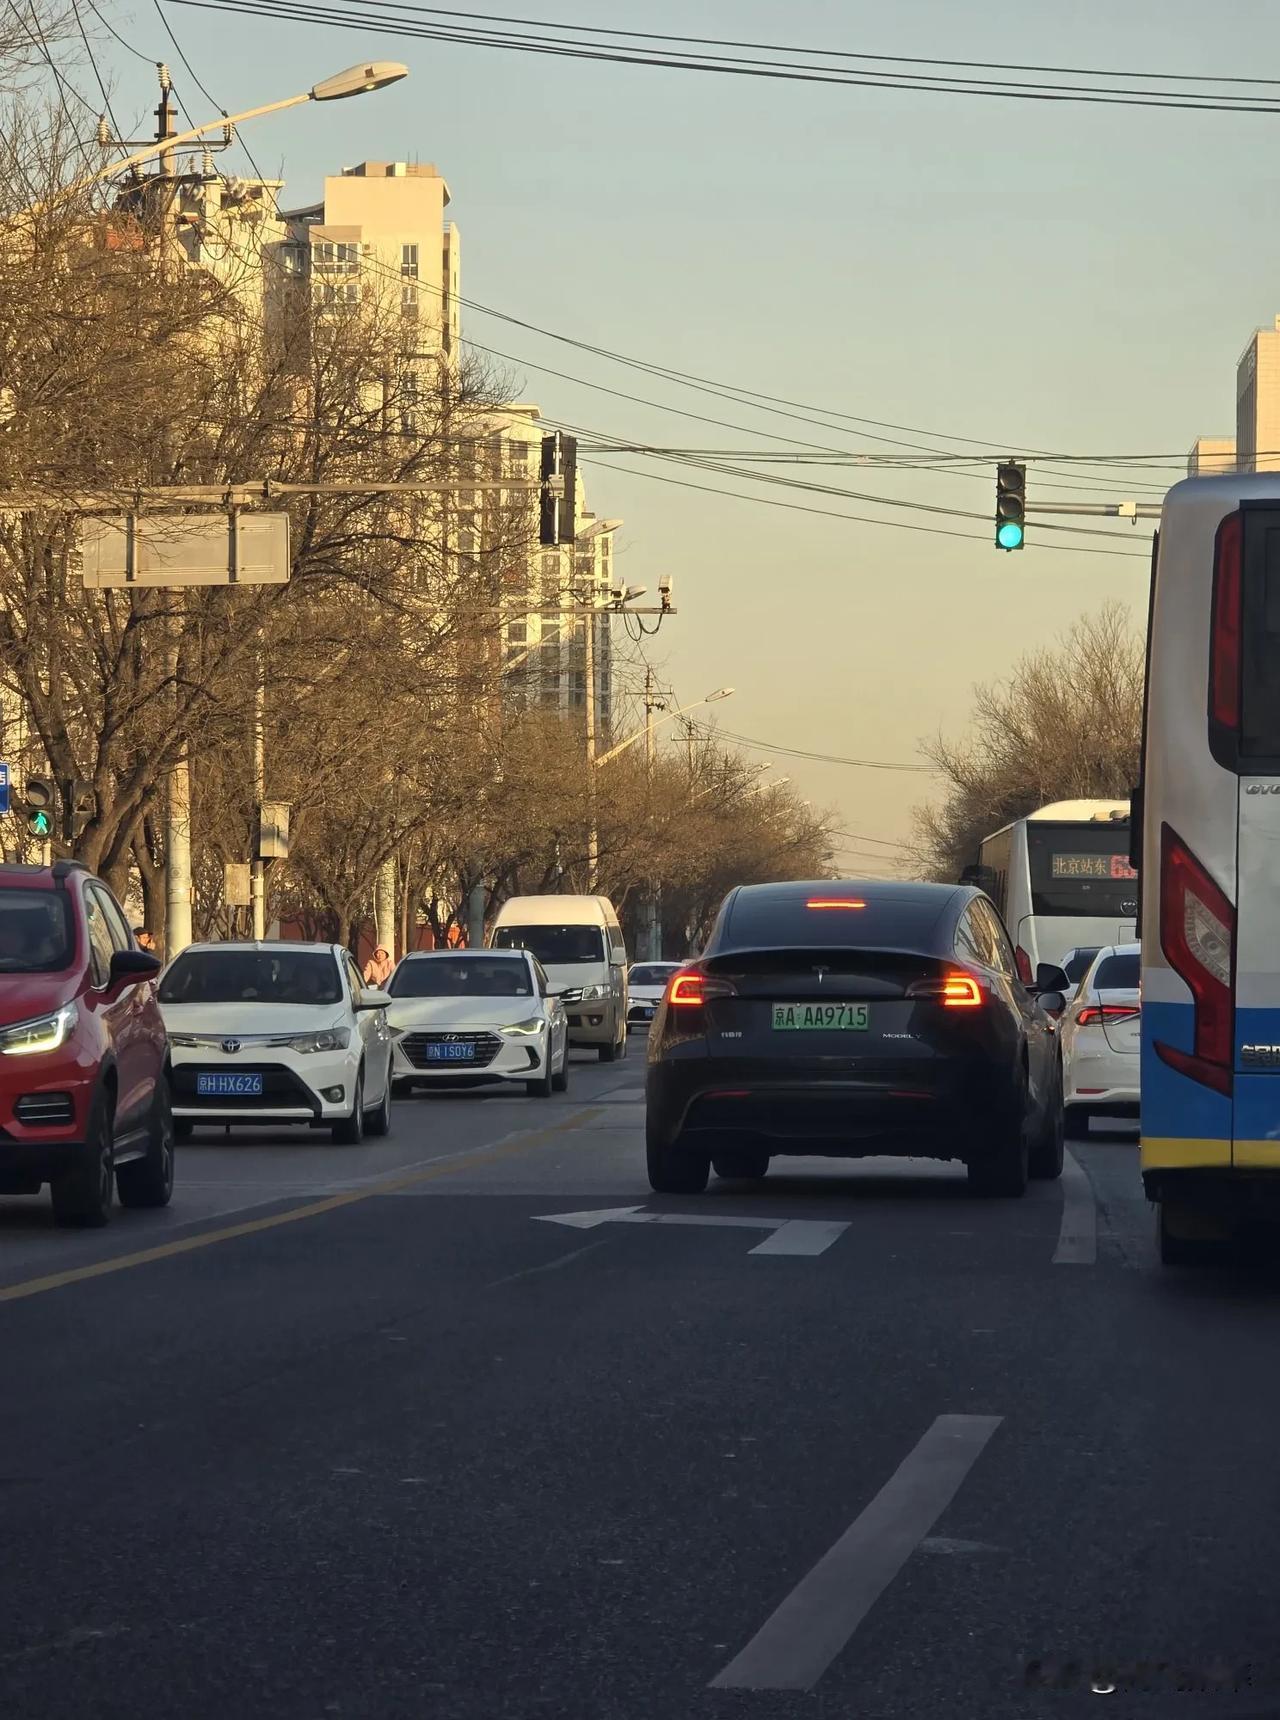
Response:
[[79, 513, 290, 588]]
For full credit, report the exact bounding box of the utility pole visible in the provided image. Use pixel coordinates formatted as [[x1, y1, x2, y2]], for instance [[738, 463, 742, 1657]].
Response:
[[643, 668, 661, 961], [166, 609, 193, 958], [251, 625, 266, 940], [584, 584, 599, 890]]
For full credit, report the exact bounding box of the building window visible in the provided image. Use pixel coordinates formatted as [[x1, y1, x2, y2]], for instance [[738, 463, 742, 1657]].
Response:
[[317, 281, 359, 307], [401, 243, 419, 278], [568, 669, 585, 707], [312, 241, 359, 274], [507, 620, 528, 644]]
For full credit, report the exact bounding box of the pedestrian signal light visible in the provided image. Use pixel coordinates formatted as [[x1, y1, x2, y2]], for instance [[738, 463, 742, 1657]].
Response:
[[995, 461, 1027, 551], [24, 776, 55, 839]]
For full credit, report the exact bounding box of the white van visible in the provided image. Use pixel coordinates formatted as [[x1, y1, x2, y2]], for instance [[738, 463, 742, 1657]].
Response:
[[490, 895, 629, 1061]]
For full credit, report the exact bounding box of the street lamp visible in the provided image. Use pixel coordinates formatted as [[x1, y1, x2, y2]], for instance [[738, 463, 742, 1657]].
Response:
[[593, 687, 734, 769], [59, 62, 410, 201]]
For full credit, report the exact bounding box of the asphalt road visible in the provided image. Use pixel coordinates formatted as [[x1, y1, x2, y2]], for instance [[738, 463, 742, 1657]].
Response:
[[3, 1048, 1280, 1719]]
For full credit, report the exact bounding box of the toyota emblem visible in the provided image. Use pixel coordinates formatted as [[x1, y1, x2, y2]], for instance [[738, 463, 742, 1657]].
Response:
[[221, 1038, 241, 1054]]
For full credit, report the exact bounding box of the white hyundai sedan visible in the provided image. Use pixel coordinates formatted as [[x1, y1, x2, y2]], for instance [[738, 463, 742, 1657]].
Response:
[[385, 950, 569, 1098], [159, 942, 393, 1143], [1058, 942, 1141, 1130]]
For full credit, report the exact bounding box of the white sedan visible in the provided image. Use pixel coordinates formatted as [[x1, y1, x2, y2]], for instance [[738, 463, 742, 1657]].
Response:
[[385, 950, 569, 1098], [626, 962, 682, 1032], [159, 942, 393, 1143], [1058, 942, 1141, 1129]]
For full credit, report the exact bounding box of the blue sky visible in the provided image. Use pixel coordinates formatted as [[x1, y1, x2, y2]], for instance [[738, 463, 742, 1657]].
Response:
[[85, 0, 1280, 866]]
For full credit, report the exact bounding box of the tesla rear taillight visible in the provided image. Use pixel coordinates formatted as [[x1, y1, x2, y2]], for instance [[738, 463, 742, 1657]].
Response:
[[805, 898, 866, 910], [1210, 510, 1243, 734], [1015, 946, 1033, 985], [667, 968, 736, 1008], [1156, 823, 1235, 1095], [1077, 1004, 1140, 1027], [907, 971, 984, 1008]]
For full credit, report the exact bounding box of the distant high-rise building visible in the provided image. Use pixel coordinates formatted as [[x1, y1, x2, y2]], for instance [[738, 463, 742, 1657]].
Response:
[[1187, 435, 1237, 477], [1237, 317, 1280, 473]]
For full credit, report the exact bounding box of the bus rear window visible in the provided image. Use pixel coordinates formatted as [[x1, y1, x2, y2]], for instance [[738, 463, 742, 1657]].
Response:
[[1026, 824, 1137, 917], [1241, 514, 1280, 760]]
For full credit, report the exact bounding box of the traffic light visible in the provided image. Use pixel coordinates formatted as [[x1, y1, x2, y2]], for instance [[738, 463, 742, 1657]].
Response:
[[63, 778, 95, 842], [995, 461, 1026, 550], [23, 776, 55, 840], [539, 431, 577, 546]]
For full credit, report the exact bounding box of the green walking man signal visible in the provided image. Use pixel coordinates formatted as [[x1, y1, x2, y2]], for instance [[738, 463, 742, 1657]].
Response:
[[995, 460, 1027, 551], [23, 777, 55, 839]]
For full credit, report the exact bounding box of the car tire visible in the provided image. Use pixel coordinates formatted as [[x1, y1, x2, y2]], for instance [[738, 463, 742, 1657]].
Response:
[[712, 1149, 770, 1181], [646, 1113, 710, 1194], [551, 1044, 569, 1093], [1064, 1102, 1090, 1135], [967, 1069, 1030, 1198], [391, 1079, 413, 1099], [616, 1025, 627, 1060], [365, 1071, 392, 1137], [174, 1118, 195, 1142], [117, 1077, 176, 1210], [597, 1037, 618, 1063], [1029, 1061, 1065, 1181], [332, 1069, 365, 1145], [526, 1057, 554, 1099], [51, 1090, 115, 1228]]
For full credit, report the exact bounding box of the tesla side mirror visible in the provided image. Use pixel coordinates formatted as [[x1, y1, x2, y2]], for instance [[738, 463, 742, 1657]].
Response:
[[1038, 990, 1067, 1018], [110, 948, 161, 984], [357, 990, 391, 1010], [1035, 962, 1070, 993]]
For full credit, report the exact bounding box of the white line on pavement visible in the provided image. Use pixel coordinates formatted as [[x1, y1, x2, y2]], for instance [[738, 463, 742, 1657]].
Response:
[[750, 1220, 852, 1257], [532, 1206, 850, 1256], [710, 1413, 1003, 1691], [1053, 1148, 1098, 1265]]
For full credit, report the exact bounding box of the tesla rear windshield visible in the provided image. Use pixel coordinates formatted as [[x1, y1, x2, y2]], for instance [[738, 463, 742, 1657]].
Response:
[[159, 949, 342, 1006], [390, 956, 532, 998], [723, 892, 952, 950], [492, 924, 606, 965], [0, 889, 73, 972], [1092, 952, 1140, 991]]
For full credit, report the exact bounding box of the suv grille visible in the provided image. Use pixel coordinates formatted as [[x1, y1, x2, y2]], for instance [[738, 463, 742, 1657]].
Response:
[[14, 1092, 73, 1127], [400, 1031, 501, 1070]]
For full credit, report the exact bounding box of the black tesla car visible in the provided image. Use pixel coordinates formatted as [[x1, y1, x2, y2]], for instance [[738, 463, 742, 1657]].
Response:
[[644, 879, 1066, 1197]]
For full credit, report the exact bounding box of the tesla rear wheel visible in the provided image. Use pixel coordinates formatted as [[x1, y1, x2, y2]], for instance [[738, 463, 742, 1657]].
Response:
[[967, 1071, 1030, 1198], [712, 1150, 770, 1181], [552, 1044, 569, 1093], [117, 1078, 176, 1209], [1029, 1063, 1065, 1181], [646, 1114, 710, 1194], [365, 1072, 392, 1137], [52, 1092, 115, 1228], [332, 1070, 365, 1145]]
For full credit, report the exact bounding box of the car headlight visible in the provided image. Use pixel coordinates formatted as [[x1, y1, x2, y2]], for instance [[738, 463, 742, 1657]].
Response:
[[502, 1017, 546, 1035], [288, 1026, 351, 1054], [0, 1002, 77, 1056], [577, 985, 607, 1001]]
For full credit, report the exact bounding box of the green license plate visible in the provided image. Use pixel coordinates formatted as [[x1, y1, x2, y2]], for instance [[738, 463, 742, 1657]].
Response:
[[772, 1002, 870, 1031]]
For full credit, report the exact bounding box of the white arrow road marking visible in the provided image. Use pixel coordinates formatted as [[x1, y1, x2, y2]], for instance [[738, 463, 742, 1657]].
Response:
[[711, 1413, 1003, 1691], [1053, 1148, 1097, 1265], [532, 1207, 850, 1256]]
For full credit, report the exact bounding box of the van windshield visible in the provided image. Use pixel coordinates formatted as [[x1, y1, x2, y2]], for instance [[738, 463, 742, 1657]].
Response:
[[492, 924, 606, 966]]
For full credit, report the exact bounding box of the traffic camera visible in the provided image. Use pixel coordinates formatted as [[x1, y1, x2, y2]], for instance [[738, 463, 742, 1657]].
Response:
[[995, 461, 1027, 551]]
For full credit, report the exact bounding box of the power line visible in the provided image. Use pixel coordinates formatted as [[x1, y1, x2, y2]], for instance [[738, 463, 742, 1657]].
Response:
[[688, 723, 934, 773], [168, 0, 1280, 114]]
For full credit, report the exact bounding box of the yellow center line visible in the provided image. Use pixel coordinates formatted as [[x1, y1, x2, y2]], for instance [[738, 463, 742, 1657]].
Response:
[[0, 1106, 604, 1306]]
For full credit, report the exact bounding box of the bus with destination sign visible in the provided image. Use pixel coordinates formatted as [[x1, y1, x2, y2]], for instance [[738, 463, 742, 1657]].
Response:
[[962, 800, 1136, 985]]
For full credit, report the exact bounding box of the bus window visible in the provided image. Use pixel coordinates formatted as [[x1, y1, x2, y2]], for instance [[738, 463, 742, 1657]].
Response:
[[1241, 511, 1280, 761], [1026, 824, 1136, 917]]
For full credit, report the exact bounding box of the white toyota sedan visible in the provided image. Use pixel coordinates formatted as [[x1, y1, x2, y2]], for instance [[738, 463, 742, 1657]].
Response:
[[159, 942, 393, 1143], [386, 950, 568, 1097], [1058, 942, 1141, 1129]]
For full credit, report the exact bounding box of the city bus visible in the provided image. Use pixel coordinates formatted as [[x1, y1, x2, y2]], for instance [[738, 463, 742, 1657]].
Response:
[[965, 801, 1136, 984], [1138, 474, 1280, 1262]]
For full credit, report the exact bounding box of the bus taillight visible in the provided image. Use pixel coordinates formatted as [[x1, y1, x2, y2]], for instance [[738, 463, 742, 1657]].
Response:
[[1155, 823, 1235, 1096]]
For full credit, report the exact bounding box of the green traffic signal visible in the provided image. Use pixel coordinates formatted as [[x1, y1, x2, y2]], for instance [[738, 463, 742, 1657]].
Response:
[[28, 810, 51, 837], [997, 520, 1025, 550], [995, 460, 1027, 552]]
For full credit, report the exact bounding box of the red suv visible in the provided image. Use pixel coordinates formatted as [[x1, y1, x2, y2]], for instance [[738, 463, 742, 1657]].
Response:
[[0, 860, 173, 1227]]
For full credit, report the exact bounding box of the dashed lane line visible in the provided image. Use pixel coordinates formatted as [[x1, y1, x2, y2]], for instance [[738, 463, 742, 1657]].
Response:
[[1053, 1147, 1098, 1265], [0, 1107, 603, 1307]]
